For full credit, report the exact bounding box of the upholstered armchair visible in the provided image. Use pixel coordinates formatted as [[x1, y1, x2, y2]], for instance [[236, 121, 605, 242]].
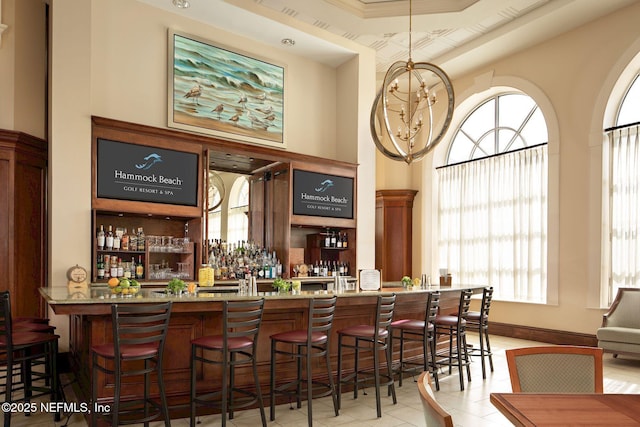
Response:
[[597, 288, 640, 358]]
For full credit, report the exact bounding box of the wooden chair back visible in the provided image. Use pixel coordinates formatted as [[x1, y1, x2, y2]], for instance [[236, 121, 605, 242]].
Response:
[[506, 345, 604, 393], [417, 372, 454, 427]]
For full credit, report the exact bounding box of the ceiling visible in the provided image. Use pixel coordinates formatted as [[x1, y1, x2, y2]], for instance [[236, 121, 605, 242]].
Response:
[[138, 0, 635, 173], [140, 0, 635, 77]]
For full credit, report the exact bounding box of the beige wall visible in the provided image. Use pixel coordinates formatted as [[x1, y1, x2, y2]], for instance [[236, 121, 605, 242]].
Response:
[[0, 0, 46, 137], [377, 2, 640, 335]]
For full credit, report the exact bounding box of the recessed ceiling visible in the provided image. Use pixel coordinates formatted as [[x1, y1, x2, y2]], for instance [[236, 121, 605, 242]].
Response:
[[139, 0, 636, 77], [324, 0, 479, 19], [208, 151, 278, 175]]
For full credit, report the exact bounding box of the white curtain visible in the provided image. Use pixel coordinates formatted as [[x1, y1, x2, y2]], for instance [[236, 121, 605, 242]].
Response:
[[438, 145, 548, 302], [207, 209, 221, 241], [227, 206, 248, 245], [609, 125, 640, 298]]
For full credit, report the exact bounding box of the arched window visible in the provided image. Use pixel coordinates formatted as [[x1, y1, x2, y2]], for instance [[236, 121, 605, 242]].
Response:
[[227, 177, 249, 245], [605, 72, 640, 302], [207, 193, 221, 241], [438, 92, 548, 302]]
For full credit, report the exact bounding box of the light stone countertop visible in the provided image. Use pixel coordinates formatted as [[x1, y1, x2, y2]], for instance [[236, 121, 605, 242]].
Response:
[[39, 283, 479, 306]]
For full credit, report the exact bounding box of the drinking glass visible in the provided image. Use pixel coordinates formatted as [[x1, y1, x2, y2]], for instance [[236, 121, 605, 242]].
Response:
[[291, 280, 301, 294]]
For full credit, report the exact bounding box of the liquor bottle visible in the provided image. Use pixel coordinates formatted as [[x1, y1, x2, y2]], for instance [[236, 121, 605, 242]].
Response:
[[270, 251, 277, 278], [342, 233, 348, 248], [324, 232, 331, 248], [339, 261, 345, 276], [97, 255, 105, 279], [105, 225, 114, 250], [330, 231, 337, 247], [121, 228, 129, 251], [313, 261, 320, 277], [123, 261, 132, 279], [103, 257, 111, 279], [221, 260, 229, 280], [135, 255, 144, 279], [129, 226, 138, 251], [336, 232, 342, 248], [116, 258, 124, 278], [97, 225, 105, 250], [137, 227, 145, 251], [110, 256, 118, 278], [113, 230, 121, 250]]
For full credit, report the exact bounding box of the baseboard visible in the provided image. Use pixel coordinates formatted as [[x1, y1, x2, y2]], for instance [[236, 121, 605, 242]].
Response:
[[488, 322, 598, 347]]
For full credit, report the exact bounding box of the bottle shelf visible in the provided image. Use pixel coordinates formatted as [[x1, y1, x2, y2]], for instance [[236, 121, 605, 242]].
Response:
[[92, 210, 201, 283], [97, 249, 145, 254]]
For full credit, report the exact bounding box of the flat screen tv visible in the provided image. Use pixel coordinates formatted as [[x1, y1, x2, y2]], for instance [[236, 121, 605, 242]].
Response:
[[96, 138, 199, 206], [292, 169, 354, 219]]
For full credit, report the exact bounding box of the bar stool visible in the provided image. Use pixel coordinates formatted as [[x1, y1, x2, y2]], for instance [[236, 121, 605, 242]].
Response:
[[337, 294, 397, 418], [0, 291, 61, 427], [270, 296, 338, 426], [390, 291, 441, 389], [190, 299, 266, 427], [91, 302, 173, 427], [466, 287, 494, 379], [434, 289, 472, 391]]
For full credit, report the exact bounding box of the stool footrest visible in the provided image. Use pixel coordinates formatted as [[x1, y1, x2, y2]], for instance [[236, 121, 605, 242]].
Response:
[[194, 387, 261, 410]]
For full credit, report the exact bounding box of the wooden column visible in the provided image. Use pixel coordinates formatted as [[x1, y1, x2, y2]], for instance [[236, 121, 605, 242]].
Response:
[[0, 130, 47, 318], [375, 189, 417, 282]]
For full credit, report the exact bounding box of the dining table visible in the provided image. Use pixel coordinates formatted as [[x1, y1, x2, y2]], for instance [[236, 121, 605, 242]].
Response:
[[490, 392, 640, 426]]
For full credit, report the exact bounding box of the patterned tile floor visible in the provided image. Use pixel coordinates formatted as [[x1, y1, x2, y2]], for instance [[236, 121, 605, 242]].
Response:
[[7, 333, 640, 426]]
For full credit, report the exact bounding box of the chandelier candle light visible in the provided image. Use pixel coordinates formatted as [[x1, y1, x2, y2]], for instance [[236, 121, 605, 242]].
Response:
[[370, 0, 455, 164]]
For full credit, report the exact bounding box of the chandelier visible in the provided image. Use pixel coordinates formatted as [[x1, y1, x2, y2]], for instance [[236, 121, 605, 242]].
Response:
[[370, 0, 455, 164]]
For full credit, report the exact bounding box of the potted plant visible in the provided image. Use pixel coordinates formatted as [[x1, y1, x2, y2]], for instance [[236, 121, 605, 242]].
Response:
[[272, 277, 291, 294], [401, 276, 413, 288], [167, 277, 187, 295]]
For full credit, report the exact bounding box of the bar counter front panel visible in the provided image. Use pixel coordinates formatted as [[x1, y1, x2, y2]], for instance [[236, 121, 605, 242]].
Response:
[[40, 284, 483, 421]]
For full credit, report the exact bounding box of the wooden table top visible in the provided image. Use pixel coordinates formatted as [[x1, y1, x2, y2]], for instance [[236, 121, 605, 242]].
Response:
[[490, 393, 640, 426]]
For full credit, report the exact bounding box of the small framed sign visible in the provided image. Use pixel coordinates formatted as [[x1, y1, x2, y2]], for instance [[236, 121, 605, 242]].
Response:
[[359, 269, 381, 291], [96, 138, 199, 206], [292, 170, 354, 219]]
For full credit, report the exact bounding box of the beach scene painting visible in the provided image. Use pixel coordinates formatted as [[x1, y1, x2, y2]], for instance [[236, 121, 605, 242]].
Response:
[[168, 30, 285, 147]]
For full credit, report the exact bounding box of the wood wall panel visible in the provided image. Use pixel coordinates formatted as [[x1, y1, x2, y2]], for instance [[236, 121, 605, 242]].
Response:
[[0, 157, 10, 295], [0, 130, 47, 318], [375, 190, 418, 281]]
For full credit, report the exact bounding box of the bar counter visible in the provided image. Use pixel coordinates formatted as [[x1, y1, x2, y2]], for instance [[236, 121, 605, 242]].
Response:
[[40, 284, 483, 421]]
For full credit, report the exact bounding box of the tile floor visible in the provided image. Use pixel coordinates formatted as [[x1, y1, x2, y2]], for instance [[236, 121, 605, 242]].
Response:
[[7, 333, 640, 426]]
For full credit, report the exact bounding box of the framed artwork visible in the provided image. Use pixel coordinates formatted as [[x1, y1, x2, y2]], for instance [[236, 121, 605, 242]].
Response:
[[168, 30, 285, 148]]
